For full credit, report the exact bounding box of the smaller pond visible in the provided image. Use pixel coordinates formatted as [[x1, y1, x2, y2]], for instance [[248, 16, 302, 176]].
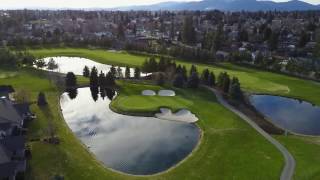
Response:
[[61, 87, 200, 175], [250, 95, 320, 136], [39, 56, 147, 77]]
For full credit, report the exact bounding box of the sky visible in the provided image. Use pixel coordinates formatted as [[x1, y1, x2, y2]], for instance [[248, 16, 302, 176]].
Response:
[[0, 0, 318, 9]]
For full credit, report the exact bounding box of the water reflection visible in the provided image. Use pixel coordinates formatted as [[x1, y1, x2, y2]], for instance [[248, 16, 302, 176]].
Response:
[[60, 88, 200, 175], [250, 95, 320, 136], [66, 88, 78, 99], [39, 56, 149, 77]]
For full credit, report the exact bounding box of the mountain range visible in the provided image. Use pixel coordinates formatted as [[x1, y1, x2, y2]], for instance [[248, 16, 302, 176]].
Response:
[[114, 0, 320, 11]]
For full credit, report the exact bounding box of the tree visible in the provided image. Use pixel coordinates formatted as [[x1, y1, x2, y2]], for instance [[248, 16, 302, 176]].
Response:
[[134, 67, 141, 79], [149, 57, 158, 72], [182, 66, 188, 81], [182, 16, 196, 44], [229, 77, 243, 101], [65, 72, 77, 88], [47, 58, 58, 70], [156, 73, 165, 86], [299, 30, 310, 48], [158, 57, 166, 72], [222, 73, 230, 93], [173, 73, 184, 88], [116, 66, 123, 78], [37, 92, 48, 106], [187, 72, 200, 88], [125, 66, 131, 79], [201, 69, 210, 84], [117, 23, 125, 39], [239, 29, 249, 42], [83, 66, 90, 77], [190, 65, 197, 76], [105, 71, 115, 87], [90, 67, 98, 87], [268, 31, 279, 51], [208, 72, 216, 87], [212, 24, 224, 51], [98, 71, 106, 87], [217, 72, 225, 87], [35, 58, 46, 68], [110, 65, 116, 78], [21, 51, 35, 66]]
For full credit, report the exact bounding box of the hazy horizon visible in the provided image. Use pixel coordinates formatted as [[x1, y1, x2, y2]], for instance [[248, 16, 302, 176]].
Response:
[[0, 0, 318, 10]]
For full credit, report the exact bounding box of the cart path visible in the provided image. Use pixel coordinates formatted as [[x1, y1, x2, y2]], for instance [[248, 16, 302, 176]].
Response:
[[205, 86, 295, 180]]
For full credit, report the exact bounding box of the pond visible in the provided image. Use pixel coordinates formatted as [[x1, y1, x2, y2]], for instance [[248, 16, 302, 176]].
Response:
[[39, 56, 147, 77], [250, 95, 320, 136], [60, 87, 200, 175]]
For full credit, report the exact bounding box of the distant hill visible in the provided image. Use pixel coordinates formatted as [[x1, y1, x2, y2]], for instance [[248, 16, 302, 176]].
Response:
[[114, 0, 320, 11]]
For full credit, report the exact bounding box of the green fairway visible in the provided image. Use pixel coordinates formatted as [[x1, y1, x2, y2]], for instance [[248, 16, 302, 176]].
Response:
[[30, 48, 320, 105], [0, 69, 285, 179], [0, 48, 319, 179]]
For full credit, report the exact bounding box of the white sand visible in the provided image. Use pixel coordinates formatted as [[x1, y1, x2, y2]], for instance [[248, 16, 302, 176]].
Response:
[[155, 108, 198, 123], [158, 90, 176, 96], [142, 90, 156, 96]]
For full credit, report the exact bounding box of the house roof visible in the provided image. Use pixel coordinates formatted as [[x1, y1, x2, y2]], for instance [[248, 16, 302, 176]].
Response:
[[0, 162, 17, 178], [0, 145, 10, 164], [0, 136, 25, 152], [0, 85, 14, 94], [0, 98, 23, 125]]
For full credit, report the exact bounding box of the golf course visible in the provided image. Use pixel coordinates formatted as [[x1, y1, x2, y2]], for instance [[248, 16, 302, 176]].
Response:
[[0, 48, 319, 180]]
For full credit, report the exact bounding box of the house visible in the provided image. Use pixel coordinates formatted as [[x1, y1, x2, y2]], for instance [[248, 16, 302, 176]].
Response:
[[0, 86, 32, 180], [216, 51, 230, 61]]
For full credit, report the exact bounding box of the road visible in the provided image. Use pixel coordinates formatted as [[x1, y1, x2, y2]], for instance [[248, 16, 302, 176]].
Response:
[[205, 87, 295, 180]]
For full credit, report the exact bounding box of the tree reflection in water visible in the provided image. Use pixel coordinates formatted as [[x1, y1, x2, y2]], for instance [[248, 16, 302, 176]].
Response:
[[66, 88, 78, 99]]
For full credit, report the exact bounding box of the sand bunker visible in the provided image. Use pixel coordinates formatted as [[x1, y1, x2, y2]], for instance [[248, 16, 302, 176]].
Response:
[[158, 90, 176, 96], [155, 108, 198, 123], [142, 90, 156, 96]]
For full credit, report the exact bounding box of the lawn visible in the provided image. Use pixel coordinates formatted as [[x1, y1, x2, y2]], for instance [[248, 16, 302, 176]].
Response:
[[1, 68, 286, 180], [1, 47, 318, 179], [30, 48, 320, 105]]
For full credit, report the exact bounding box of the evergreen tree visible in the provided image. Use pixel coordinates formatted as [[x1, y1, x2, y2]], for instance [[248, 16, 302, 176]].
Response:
[[110, 65, 116, 78], [65, 72, 77, 88], [187, 72, 200, 88], [134, 67, 141, 79], [201, 69, 210, 84], [125, 66, 131, 79], [105, 71, 115, 87], [182, 16, 196, 44], [222, 73, 231, 93], [156, 73, 165, 86], [98, 71, 106, 88], [229, 77, 243, 101], [83, 66, 90, 77], [182, 65, 188, 81], [37, 92, 48, 106], [47, 58, 58, 70], [158, 57, 166, 72], [149, 57, 158, 72], [116, 66, 123, 78], [90, 66, 99, 87], [217, 72, 225, 87], [208, 72, 216, 87], [173, 73, 184, 88], [190, 65, 197, 76]]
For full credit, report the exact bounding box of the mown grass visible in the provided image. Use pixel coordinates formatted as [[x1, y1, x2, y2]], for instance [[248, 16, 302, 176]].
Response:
[[1, 47, 318, 179], [30, 48, 320, 105], [1, 68, 286, 180]]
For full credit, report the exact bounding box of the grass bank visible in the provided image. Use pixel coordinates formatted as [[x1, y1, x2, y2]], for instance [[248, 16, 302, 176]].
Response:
[[1, 68, 285, 179], [30, 48, 320, 105]]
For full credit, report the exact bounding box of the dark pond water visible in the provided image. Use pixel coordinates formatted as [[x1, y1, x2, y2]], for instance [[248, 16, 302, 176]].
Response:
[[250, 95, 320, 136], [60, 87, 200, 175]]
